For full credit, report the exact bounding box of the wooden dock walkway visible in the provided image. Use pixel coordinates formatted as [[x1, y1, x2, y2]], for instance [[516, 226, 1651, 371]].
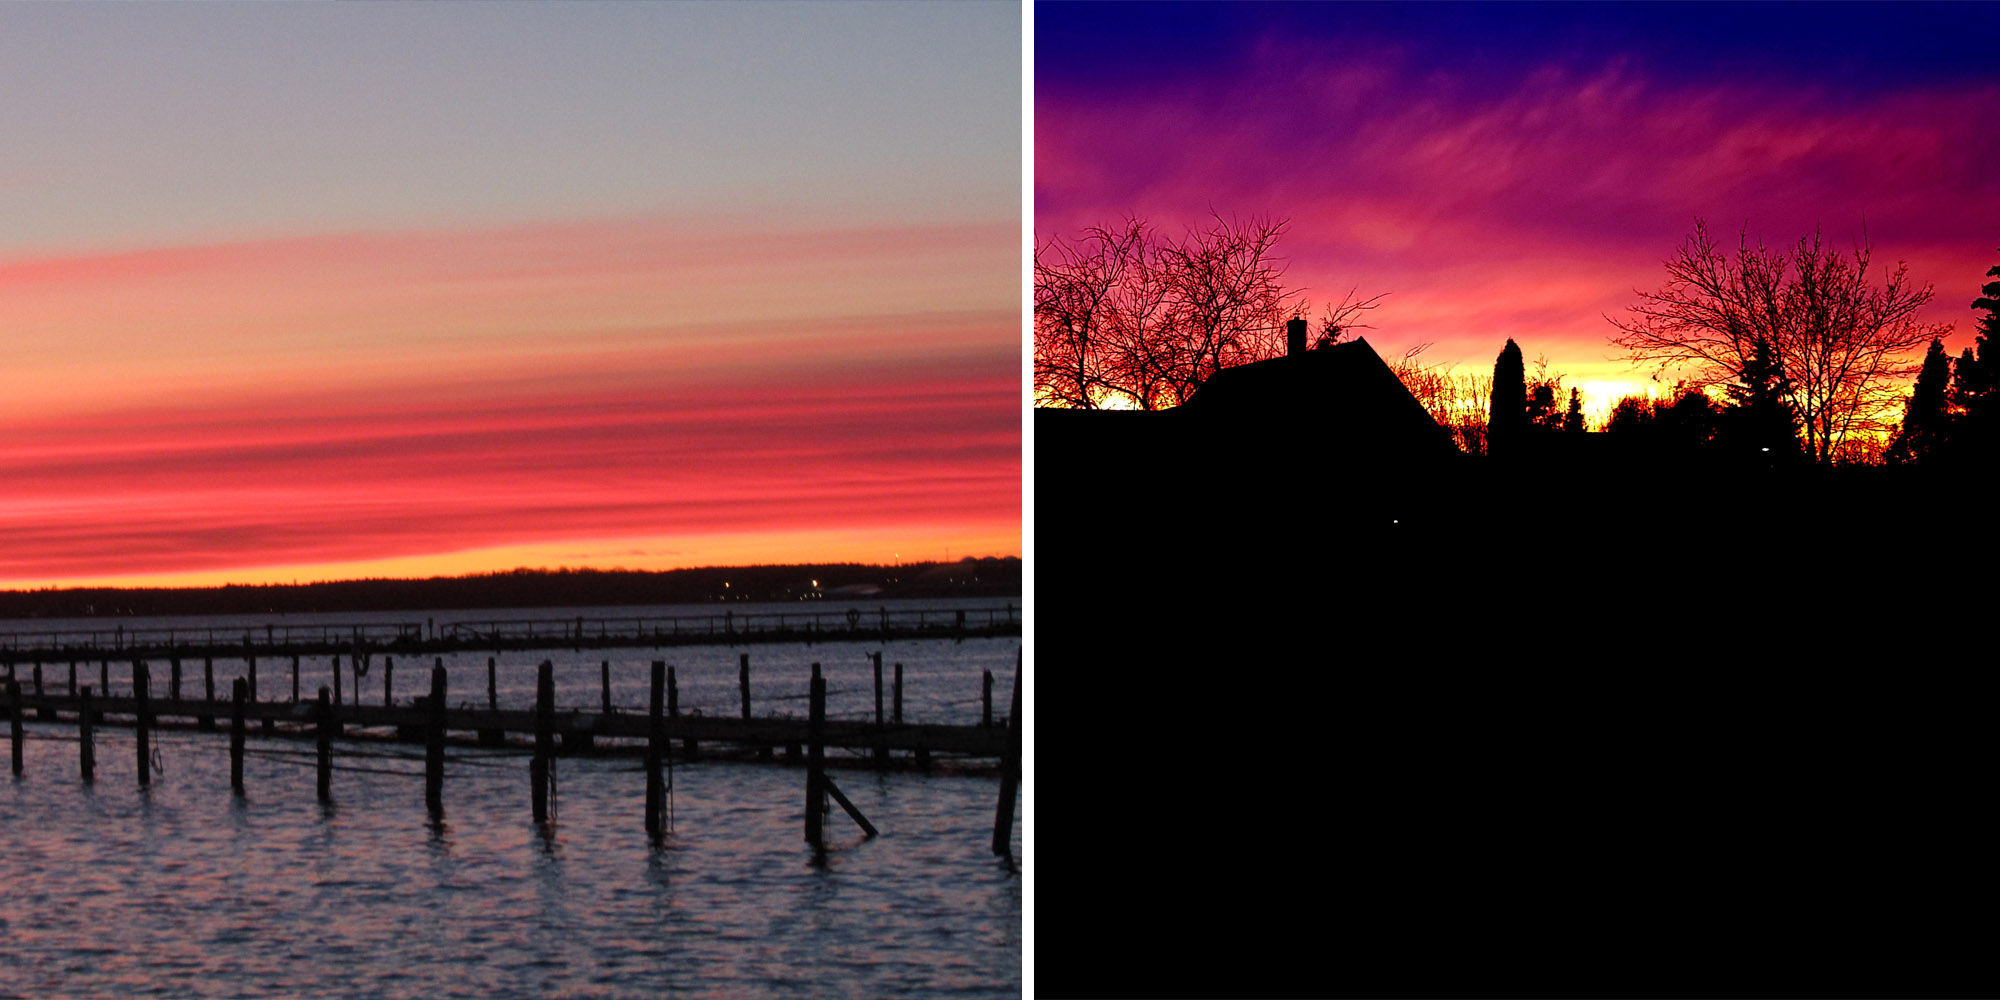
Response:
[[0, 672, 1008, 763], [0, 605, 1020, 662], [4, 653, 1023, 858]]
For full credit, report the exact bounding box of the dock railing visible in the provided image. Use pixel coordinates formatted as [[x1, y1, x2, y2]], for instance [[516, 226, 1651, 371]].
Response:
[[0, 621, 424, 656], [439, 605, 1019, 644]]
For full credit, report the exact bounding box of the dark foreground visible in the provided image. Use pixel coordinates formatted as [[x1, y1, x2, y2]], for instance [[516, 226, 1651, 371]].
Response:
[[1037, 413, 1997, 998]]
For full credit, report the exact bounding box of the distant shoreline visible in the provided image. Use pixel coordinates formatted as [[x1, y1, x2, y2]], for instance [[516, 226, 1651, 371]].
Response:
[[0, 558, 1021, 621]]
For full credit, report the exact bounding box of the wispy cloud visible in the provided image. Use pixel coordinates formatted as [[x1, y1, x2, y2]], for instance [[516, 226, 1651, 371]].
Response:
[[0, 215, 1019, 585], [1038, 45, 2000, 395]]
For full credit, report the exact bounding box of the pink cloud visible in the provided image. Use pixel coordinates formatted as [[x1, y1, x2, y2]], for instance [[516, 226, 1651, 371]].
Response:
[[1038, 52, 2000, 378], [0, 213, 1019, 584]]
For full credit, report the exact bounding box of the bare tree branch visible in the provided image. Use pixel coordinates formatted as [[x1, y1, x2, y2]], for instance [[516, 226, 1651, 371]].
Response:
[[1609, 219, 1949, 463], [1034, 214, 1329, 409]]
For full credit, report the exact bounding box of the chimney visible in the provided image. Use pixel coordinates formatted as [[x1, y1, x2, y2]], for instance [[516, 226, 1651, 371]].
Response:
[[1287, 316, 1308, 358]]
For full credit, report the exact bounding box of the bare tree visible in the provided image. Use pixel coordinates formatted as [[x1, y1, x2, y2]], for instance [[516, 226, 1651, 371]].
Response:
[[1032, 219, 1152, 409], [1312, 287, 1390, 348], [1034, 214, 1325, 409], [1610, 220, 1950, 463], [1391, 343, 1494, 454]]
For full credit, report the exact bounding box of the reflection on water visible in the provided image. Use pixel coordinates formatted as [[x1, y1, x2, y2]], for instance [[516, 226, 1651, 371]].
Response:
[[2, 717, 1021, 998]]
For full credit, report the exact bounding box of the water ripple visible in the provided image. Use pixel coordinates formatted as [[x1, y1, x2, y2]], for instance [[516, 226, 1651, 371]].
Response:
[[2, 720, 1020, 998]]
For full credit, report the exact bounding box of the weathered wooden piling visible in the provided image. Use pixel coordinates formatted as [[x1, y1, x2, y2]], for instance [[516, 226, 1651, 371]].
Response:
[[316, 687, 332, 803], [801, 663, 875, 842], [601, 660, 611, 713], [806, 662, 824, 848], [78, 685, 94, 783], [871, 652, 884, 722], [993, 660, 1022, 858], [739, 653, 752, 718], [645, 659, 666, 839], [893, 662, 904, 724], [170, 657, 182, 705], [983, 670, 993, 728], [426, 662, 446, 816], [487, 657, 498, 711], [230, 678, 246, 793], [8, 678, 21, 776], [872, 651, 888, 766], [134, 660, 152, 788], [34, 663, 53, 720], [199, 657, 216, 731], [383, 655, 394, 707], [532, 660, 554, 824]]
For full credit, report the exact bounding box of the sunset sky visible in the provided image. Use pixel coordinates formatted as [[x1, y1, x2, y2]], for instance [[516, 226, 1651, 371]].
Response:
[[1037, 2, 2000, 425], [0, 3, 1021, 589]]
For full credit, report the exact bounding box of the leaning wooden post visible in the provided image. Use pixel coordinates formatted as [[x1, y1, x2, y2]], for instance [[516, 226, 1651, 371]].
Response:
[[316, 686, 332, 803], [805, 662, 825, 848], [531, 660, 554, 824], [230, 678, 246, 794], [601, 660, 611, 714], [983, 670, 994, 728], [7, 678, 20, 777], [425, 662, 446, 816], [199, 657, 216, 732], [992, 658, 1022, 858], [134, 660, 152, 789], [823, 772, 878, 839], [645, 660, 666, 839], [79, 685, 95, 783], [871, 651, 887, 767]]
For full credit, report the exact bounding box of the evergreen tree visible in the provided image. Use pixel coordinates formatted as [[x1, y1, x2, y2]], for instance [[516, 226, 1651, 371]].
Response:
[[1563, 388, 1586, 434], [1951, 248, 2000, 460], [1717, 333, 1803, 466], [1887, 338, 1953, 465], [1488, 339, 1526, 453]]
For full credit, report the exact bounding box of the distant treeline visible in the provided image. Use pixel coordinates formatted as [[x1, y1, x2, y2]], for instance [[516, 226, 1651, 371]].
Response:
[[0, 558, 1022, 621]]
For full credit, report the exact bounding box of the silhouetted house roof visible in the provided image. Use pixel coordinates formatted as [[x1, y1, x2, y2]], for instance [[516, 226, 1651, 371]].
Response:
[[1176, 335, 1455, 463]]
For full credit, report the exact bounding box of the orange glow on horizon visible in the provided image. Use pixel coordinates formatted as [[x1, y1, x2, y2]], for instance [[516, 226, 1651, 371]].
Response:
[[0, 524, 1023, 592]]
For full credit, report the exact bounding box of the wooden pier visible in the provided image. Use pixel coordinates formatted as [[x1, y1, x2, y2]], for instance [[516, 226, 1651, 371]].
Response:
[[2, 619, 1022, 853], [0, 605, 1020, 663], [0, 672, 1009, 764]]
